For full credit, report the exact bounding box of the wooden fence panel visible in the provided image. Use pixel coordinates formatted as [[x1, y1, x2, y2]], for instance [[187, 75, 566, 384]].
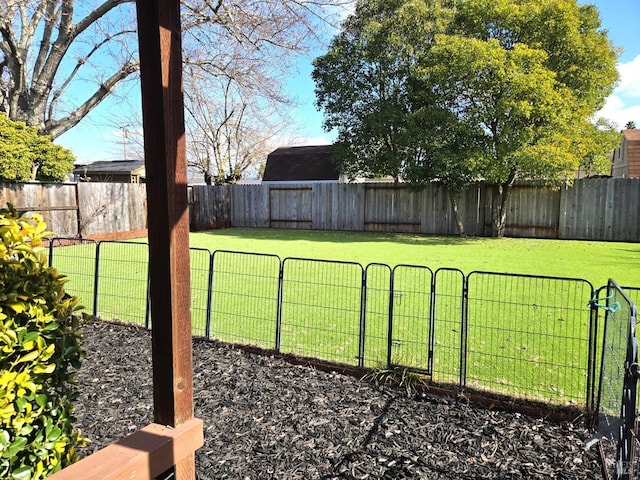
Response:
[[188, 185, 230, 230], [561, 179, 603, 240], [587, 179, 609, 240], [230, 184, 269, 227], [560, 178, 640, 241], [312, 183, 365, 231], [125, 183, 147, 233], [559, 182, 577, 240], [0, 182, 79, 236], [459, 185, 486, 236], [420, 184, 455, 235], [416, 184, 485, 236], [587, 179, 608, 240], [505, 185, 560, 238], [76, 183, 147, 237], [269, 185, 313, 229], [434, 185, 485, 237], [606, 178, 640, 242], [3, 178, 639, 241], [364, 184, 423, 232], [595, 178, 615, 240], [0, 182, 149, 238], [192, 178, 640, 242]]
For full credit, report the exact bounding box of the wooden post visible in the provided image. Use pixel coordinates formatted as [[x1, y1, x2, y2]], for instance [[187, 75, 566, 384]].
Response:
[[135, 1, 195, 479]]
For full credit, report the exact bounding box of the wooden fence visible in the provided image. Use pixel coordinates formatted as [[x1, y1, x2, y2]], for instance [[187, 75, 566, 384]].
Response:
[[191, 178, 640, 242], [0, 182, 147, 239], [2, 178, 639, 242]]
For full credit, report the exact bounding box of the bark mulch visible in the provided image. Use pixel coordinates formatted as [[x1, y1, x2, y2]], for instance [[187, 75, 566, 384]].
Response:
[[73, 319, 604, 479]]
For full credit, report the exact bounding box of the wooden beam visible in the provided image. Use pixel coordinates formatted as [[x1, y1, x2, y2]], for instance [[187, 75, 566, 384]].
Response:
[[10, 205, 78, 212], [135, 0, 196, 478], [46, 419, 204, 480]]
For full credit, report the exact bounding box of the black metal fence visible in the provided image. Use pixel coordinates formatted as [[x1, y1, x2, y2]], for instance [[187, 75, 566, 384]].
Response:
[[47, 238, 610, 411], [595, 280, 639, 480]]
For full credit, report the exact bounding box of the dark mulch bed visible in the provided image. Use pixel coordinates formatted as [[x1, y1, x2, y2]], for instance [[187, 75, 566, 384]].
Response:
[[73, 319, 603, 479]]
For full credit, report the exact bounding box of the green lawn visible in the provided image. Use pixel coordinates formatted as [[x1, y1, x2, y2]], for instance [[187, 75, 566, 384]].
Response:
[[49, 228, 640, 407], [189, 228, 640, 288]]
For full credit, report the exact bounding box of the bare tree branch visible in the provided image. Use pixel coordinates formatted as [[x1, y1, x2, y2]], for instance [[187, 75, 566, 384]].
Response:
[[0, 0, 354, 144], [32, 1, 60, 79], [47, 28, 136, 120], [46, 58, 139, 138]]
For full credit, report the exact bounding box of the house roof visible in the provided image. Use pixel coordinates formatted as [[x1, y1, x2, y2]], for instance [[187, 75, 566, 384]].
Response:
[[262, 145, 339, 182], [73, 160, 145, 176]]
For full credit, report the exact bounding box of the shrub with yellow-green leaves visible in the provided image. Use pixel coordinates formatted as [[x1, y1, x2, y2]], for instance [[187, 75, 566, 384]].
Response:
[[0, 204, 87, 479]]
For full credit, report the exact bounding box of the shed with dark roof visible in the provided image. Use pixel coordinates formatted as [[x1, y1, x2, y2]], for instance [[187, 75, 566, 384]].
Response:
[[73, 160, 146, 183], [611, 129, 640, 178], [262, 145, 339, 183]]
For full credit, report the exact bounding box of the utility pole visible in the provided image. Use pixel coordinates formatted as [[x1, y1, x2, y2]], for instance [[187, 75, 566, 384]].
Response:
[[121, 124, 131, 160]]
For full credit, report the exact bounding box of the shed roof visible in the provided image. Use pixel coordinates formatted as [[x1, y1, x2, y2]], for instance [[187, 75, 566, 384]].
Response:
[[73, 160, 145, 175], [262, 145, 338, 182]]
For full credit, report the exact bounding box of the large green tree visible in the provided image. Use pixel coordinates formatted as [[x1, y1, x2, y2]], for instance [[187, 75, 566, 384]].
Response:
[[313, 0, 477, 234], [0, 113, 75, 182], [313, 0, 449, 181], [313, 0, 619, 237]]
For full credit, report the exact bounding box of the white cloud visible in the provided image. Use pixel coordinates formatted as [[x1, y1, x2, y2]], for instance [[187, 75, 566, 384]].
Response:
[[596, 54, 640, 129], [616, 54, 640, 99]]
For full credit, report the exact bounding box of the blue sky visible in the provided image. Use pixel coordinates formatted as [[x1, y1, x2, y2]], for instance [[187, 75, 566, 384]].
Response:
[[582, 0, 640, 131], [58, 1, 640, 162]]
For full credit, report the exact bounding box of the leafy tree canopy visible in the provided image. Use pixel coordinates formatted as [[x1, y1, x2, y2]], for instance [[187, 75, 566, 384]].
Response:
[[0, 113, 75, 182], [313, 0, 619, 236]]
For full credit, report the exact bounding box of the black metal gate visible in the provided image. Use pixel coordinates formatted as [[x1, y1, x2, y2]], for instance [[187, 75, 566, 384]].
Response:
[[595, 279, 640, 480]]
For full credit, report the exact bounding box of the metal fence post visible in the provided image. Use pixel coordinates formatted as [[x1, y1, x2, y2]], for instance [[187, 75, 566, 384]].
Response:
[[428, 272, 437, 373], [386, 269, 395, 370], [205, 251, 214, 339], [48, 238, 55, 268], [586, 284, 600, 415], [145, 267, 151, 330], [358, 268, 367, 368], [92, 241, 101, 318], [459, 273, 469, 388], [275, 259, 284, 353]]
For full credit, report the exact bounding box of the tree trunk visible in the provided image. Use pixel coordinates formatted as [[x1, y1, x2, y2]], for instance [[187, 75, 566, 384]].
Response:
[[491, 182, 512, 238], [447, 190, 467, 237]]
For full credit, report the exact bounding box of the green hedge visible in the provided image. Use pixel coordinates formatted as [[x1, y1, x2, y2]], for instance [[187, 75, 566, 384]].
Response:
[[0, 205, 87, 479]]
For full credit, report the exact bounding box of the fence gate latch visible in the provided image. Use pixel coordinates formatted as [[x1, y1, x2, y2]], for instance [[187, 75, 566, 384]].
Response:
[[588, 288, 620, 314]]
